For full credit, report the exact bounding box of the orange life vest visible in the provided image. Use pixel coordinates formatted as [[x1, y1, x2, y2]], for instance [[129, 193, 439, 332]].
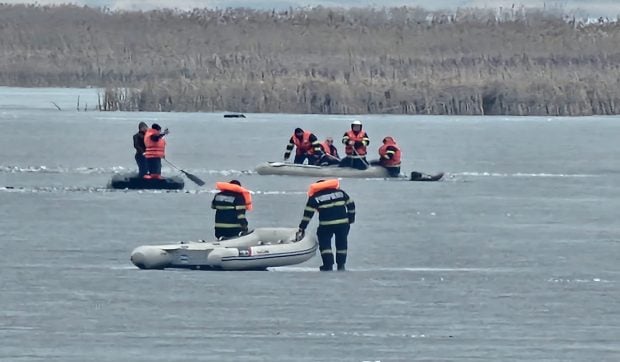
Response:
[[320, 141, 333, 156], [144, 128, 166, 158], [307, 179, 340, 196], [378, 137, 401, 167], [344, 130, 367, 156], [215, 182, 253, 211], [292, 131, 314, 156]]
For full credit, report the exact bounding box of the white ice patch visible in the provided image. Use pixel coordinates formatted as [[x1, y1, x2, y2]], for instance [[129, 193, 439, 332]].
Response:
[[455, 171, 598, 178]]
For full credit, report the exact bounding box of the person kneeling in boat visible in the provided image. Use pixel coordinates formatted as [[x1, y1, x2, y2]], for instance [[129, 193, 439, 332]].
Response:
[[133, 122, 148, 177], [339, 120, 369, 170], [211, 180, 253, 239], [370, 136, 402, 177], [316, 137, 341, 166], [284, 127, 323, 165], [143, 123, 169, 179], [297, 179, 355, 271]]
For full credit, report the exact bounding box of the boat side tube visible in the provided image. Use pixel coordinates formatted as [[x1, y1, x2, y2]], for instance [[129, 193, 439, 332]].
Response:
[[130, 245, 173, 269]]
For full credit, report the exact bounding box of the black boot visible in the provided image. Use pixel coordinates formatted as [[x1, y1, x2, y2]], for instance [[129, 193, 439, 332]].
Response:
[[319, 250, 334, 271], [337, 264, 346, 271]]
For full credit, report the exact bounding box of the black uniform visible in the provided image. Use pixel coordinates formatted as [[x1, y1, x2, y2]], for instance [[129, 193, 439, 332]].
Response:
[[211, 190, 249, 239], [133, 131, 147, 176], [299, 187, 356, 271]]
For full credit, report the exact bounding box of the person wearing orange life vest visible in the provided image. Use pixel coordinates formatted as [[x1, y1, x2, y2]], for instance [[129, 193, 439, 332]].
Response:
[[297, 179, 355, 271], [284, 127, 323, 165], [370, 136, 402, 177], [211, 180, 252, 239], [316, 137, 340, 166], [143, 123, 169, 179], [339, 120, 370, 170]]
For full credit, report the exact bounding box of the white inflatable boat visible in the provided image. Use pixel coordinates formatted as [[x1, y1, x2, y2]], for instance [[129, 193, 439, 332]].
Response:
[[255, 161, 393, 178], [254, 162, 444, 181], [130, 227, 318, 271]]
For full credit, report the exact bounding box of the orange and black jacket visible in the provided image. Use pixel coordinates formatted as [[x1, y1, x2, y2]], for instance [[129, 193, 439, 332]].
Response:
[[211, 191, 248, 230], [285, 132, 322, 159], [144, 128, 166, 158], [320, 142, 340, 158], [299, 183, 355, 230], [378, 142, 401, 167], [342, 130, 370, 156]]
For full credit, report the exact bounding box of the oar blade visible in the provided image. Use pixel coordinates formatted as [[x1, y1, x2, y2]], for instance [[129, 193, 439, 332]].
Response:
[[183, 171, 206, 186]]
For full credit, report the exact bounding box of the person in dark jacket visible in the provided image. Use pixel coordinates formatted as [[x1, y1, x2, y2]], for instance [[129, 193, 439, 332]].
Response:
[[133, 122, 148, 176], [284, 127, 323, 165], [298, 179, 355, 271], [211, 180, 252, 239]]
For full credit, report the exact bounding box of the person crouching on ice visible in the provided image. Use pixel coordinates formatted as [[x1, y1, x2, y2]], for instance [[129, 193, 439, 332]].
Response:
[[297, 179, 355, 271], [370, 136, 402, 177], [284, 127, 323, 165], [143, 123, 169, 179], [211, 180, 252, 239]]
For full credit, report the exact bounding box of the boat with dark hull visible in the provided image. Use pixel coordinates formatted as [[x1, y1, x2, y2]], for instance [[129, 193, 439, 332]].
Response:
[[108, 172, 184, 190]]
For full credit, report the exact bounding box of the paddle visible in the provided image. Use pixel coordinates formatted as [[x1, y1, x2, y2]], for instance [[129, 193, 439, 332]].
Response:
[[351, 145, 370, 168], [163, 159, 205, 186], [269, 161, 322, 169]]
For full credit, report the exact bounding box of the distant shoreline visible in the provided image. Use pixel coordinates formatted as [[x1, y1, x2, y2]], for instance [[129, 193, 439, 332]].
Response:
[[1, 4, 619, 116]]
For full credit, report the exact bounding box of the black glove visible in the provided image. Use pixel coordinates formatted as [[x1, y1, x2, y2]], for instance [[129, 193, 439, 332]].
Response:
[[354, 141, 364, 148], [348, 217, 355, 224], [295, 228, 305, 241]]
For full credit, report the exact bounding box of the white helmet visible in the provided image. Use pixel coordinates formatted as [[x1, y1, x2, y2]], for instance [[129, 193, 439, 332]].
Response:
[[351, 120, 362, 127]]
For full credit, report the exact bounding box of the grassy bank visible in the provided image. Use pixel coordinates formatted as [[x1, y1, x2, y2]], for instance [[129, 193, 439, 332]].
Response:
[[1, 4, 619, 115]]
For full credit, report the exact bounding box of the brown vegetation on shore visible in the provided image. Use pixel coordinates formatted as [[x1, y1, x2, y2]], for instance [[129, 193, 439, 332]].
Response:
[[1, 4, 619, 115]]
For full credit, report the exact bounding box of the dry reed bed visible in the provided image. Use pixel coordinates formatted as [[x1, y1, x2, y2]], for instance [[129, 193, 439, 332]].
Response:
[[1, 4, 619, 115]]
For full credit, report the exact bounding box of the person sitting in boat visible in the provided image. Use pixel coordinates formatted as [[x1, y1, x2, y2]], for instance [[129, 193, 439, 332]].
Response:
[[284, 128, 323, 165], [339, 120, 370, 170], [370, 136, 402, 177], [143, 123, 169, 179], [297, 179, 355, 271], [316, 137, 340, 166], [133, 122, 148, 177], [211, 180, 252, 239]]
